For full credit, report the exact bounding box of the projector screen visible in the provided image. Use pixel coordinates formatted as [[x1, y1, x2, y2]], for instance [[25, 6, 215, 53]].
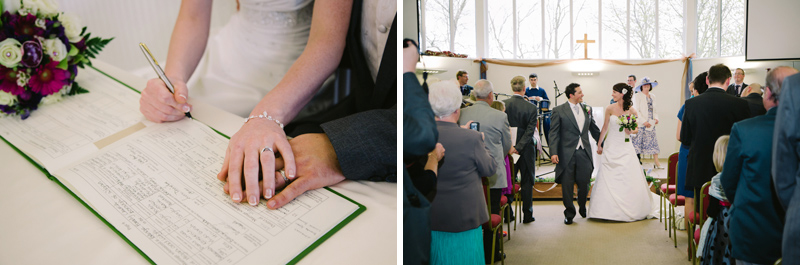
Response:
[[746, 0, 800, 61]]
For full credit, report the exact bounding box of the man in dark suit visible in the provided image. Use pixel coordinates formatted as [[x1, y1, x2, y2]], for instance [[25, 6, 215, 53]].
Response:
[[726, 68, 748, 97], [741, 83, 766, 117], [549, 83, 600, 225], [457, 70, 473, 97], [680, 64, 750, 210], [503, 76, 539, 223], [720, 66, 797, 265], [772, 70, 800, 265]]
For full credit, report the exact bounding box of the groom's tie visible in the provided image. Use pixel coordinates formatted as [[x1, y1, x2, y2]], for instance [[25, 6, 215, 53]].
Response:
[[573, 104, 584, 149]]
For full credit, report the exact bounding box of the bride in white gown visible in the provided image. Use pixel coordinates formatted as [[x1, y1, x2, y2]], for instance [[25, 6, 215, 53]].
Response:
[[588, 83, 654, 222]]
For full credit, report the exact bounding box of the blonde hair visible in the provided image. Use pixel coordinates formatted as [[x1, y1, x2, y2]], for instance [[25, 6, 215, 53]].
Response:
[[713, 135, 730, 172], [510, 76, 526, 92], [490, 100, 505, 111]]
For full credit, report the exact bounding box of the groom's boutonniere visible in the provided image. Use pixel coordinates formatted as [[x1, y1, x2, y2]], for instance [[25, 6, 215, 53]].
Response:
[[581, 103, 591, 115]]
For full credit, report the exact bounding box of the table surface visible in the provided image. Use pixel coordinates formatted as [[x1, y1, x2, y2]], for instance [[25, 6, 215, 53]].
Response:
[[0, 60, 397, 265]]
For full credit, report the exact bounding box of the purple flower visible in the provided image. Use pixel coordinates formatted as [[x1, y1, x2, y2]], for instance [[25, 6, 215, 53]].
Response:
[[11, 13, 44, 40], [0, 67, 25, 95], [16, 90, 42, 119], [29, 61, 70, 96], [0, 104, 15, 115], [21, 40, 44, 68]]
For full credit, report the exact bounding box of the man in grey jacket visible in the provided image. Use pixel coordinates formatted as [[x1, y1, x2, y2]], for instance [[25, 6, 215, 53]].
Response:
[[773, 71, 800, 265]]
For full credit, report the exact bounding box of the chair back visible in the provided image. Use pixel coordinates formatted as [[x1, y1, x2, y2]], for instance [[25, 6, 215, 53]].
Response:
[[698, 181, 712, 226], [667, 152, 679, 186]]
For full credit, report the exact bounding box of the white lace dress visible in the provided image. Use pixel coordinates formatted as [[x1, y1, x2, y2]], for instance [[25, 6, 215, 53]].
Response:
[[588, 115, 655, 221], [187, 0, 314, 117]]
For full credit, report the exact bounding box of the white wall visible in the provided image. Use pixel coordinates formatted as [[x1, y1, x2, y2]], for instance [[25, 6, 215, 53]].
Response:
[[56, 0, 236, 72], [416, 56, 798, 159]]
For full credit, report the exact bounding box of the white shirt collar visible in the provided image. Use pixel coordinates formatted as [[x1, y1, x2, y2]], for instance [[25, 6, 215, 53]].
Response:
[[568, 101, 580, 110]]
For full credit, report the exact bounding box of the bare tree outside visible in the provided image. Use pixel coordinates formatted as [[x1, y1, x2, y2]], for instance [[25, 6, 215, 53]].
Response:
[[696, 0, 720, 57], [544, 0, 587, 59], [488, 0, 514, 58], [720, 0, 744, 56], [658, 0, 685, 58], [423, 0, 473, 54]]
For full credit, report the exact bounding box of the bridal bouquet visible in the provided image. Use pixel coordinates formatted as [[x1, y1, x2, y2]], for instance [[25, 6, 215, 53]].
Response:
[[617, 114, 638, 142], [0, 0, 112, 119]]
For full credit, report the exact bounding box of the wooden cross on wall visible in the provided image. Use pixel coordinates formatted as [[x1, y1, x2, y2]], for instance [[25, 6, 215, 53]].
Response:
[[576, 34, 595, 59]]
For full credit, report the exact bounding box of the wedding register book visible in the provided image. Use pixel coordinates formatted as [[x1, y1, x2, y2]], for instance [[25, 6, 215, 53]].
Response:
[[0, 68, 365, 265]]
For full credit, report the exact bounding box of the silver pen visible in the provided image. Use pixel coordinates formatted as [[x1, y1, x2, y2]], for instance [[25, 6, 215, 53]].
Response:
[[138, 42, 192, 119]]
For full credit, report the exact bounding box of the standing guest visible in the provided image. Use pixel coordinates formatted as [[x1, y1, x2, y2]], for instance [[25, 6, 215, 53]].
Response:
[[632, 77, 663, 168], [427, 80, 496, 265], [525, 73, 551, 142], [699, 135, 733, 265], [457, 70, 473, 97], [677, 72, 709, 229], [681, 63, 750, 225], [458, 80, 512, 262], [490, 100, 516, 222], [726, 68, 748, 97], [773, 71, 800, 265], [402, 39, 437, 265], [741, 83, 766, 117], [720, 66, 797, 265], [504, 76, 539, 223]]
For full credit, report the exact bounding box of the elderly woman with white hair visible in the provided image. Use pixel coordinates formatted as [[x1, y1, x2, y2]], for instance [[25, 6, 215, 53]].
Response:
[[427, 80, 497, 265]]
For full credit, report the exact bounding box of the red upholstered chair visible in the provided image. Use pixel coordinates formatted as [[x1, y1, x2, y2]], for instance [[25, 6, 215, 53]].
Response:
[[664, 153, 685, 247], [689, 181, 711, 264], [660, 152, 679, 227], [482, 178, 504, 265]]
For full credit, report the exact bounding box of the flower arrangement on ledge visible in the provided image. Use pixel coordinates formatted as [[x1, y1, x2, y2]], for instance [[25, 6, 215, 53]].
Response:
[[0, 0, 112, 119], [423, 50, 468, 58]]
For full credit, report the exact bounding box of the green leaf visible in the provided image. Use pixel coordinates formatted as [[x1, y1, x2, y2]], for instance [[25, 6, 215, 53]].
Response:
[[68, 44, 78, 56], [68, 82, 90, 96], [80, 26, 87, 36], [57, 59, 68, 70]]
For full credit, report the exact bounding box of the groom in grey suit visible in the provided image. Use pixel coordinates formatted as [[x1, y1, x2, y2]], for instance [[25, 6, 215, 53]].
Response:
[[549, 83, 600, 224]]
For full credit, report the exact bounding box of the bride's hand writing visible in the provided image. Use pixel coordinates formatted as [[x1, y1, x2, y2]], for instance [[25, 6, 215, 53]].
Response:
[[140, 78, 192, 122], [216, 116, 296, 206]]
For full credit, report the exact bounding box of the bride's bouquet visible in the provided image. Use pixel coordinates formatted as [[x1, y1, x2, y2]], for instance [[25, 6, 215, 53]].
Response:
[[0, 0, 112, 119], [617, 114, 638, 142]]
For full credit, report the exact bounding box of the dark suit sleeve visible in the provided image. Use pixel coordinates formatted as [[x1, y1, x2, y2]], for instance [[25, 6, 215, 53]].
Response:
[[321, 108, 396, 181], [680, 101, 693, 147], [403, 73, 438, 157], [475, 134, 498, 178], [721, 123, 743, 202], [588, 107, 600, 141], [549, 107, 561, 157], [773, 75, 799, 208], [516, 109, 538, 151]]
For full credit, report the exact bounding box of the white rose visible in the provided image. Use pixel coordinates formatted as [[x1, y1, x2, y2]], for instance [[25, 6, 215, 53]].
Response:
[[22, 0, 59, 17], [59, 13, 82, 42], [40, 93, 63, 105], [43, 38, 67, 62], [0, 38, 23, 68], [0, 90, 17, 106]]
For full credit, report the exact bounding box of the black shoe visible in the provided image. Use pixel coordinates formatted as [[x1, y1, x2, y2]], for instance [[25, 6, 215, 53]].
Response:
[[494, 253, 506, 262], [579, 209, 587, 218], [564, 218, 573, 225], [523, 216, 535, 223]]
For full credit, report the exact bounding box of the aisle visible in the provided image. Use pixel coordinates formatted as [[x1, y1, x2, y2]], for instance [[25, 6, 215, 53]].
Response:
[[502, 159, 691, 264]]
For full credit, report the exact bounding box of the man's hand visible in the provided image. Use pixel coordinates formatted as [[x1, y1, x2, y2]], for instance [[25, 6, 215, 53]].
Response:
[[403, 40, 419, 73], [551, 155, 559, 164], [509, 146, 518, 155], [268, 133, 346, 209]]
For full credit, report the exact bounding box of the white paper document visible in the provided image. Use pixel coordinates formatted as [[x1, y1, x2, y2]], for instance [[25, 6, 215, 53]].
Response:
[[55, 119, 361, 265], [0, 68, 144, 171]]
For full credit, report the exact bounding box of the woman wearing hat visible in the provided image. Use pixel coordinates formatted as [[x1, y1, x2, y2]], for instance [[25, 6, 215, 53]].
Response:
[[632, 77, 663, 168]]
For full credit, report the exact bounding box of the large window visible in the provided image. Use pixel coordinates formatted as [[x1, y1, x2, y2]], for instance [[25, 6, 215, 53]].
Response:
[[419, 0, 746, 59], [422, 0, 476, 56]]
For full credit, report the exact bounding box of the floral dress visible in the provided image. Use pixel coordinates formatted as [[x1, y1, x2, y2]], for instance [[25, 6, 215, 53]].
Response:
[[632, 96, 660, 154]]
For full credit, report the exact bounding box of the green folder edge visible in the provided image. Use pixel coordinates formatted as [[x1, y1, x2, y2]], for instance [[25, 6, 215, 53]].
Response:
[[0, 66, 367, 265]]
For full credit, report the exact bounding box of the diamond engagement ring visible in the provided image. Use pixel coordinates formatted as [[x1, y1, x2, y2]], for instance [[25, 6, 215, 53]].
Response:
[[261, 147, 273, 153]]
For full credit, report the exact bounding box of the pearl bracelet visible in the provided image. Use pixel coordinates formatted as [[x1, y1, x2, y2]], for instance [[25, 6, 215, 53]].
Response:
[[244, 111, 284, 129]]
